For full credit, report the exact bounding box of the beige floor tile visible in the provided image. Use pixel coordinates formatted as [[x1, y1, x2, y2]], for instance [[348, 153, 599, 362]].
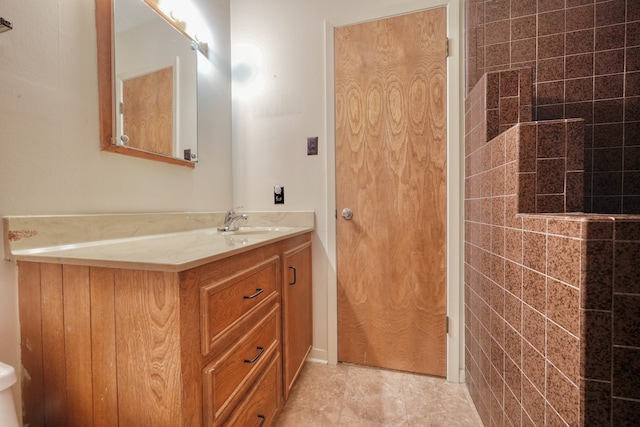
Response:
[[403, 374, 482, 426], [340, 365, 409, 425], [276, 362, 482, 427], [285, 362, 349, 413], [276, 405, 340, 426], [339, 414, 409, 426]]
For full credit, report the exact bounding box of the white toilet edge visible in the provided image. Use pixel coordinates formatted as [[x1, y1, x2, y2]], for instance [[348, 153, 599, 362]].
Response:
[[0, 362, 17, 391]]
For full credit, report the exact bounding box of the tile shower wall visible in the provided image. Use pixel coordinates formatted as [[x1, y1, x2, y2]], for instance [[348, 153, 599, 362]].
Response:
[[464, 71, 640, 425], [465, 0, 640, 213], [465, 70, 585, 214]]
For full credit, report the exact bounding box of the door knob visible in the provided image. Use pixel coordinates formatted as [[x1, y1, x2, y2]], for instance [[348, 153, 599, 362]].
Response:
[[341, 208, 353, 220]]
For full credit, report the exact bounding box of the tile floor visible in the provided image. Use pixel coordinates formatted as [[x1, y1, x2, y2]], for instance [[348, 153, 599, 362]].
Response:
[[276, 362, 482, 426]]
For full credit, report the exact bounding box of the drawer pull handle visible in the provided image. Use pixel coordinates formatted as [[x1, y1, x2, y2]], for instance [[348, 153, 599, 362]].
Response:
[[257, 414, 266, 427], [243, 288, 264, 299], [244, 346, 265, 363], [289, 266, 297, 285]]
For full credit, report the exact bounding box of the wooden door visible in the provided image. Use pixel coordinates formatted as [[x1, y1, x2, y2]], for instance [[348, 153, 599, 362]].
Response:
[[335, 8, 447, 377], [122, 66, 173, 156]]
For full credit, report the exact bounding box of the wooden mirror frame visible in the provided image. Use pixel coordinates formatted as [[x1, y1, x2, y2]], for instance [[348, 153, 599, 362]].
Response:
[[95, 0, 195, 168]]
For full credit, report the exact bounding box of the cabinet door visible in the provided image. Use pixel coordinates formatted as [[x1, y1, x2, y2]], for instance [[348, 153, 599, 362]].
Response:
[[281, 242, 312, 400]]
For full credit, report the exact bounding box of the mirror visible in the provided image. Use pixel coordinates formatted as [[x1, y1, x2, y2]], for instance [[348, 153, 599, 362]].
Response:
[[96, 0, 206, 167]]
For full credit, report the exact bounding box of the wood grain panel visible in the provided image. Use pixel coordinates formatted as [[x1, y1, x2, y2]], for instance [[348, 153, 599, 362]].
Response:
[[18, 261, 45, 427], [123, 67, 173, 156], [282, 242, 313, 400], [62, 265, 94, 427], [178, 267, 203, 427], [89, 267, 119, 427], [40, 263, 67, 426], [114, 270, 182, 426], [335, 8, 448, 377]]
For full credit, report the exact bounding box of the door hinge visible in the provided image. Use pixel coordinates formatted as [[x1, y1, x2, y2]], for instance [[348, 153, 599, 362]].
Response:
[[445, 38, 450, 57], [446, 316, 450, 334], [119, 102, 124, 114]]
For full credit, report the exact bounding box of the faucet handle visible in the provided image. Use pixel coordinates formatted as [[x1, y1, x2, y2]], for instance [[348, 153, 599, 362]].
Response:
[[225, 206, 244, 221]]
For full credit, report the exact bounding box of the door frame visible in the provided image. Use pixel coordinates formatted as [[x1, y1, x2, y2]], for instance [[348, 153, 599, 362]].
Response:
[[323, 0, 464, 383]]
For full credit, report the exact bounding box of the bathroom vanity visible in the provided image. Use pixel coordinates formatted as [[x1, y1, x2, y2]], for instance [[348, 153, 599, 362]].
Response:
[[3, 212, 313, 426]]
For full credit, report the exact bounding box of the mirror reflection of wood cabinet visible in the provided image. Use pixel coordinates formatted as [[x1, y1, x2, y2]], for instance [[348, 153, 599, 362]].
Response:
[[18, 233, 312, 426]]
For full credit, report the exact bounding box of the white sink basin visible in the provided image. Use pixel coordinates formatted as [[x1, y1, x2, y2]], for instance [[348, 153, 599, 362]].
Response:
[[224, 226, 296, 235]]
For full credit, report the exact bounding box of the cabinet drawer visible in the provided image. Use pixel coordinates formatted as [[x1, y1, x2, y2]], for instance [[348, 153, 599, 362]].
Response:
[[203, 304, 281, 425], [201, 256, 279, 355], [225, 352, 282, 427]]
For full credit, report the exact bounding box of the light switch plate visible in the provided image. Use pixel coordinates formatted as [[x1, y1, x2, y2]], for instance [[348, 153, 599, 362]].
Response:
[[307, 137, 318, 155]]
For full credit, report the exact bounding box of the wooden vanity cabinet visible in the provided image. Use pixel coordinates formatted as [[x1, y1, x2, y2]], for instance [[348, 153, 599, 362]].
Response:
[[281, 241, 313, 400], [18, 232, 311, 427]]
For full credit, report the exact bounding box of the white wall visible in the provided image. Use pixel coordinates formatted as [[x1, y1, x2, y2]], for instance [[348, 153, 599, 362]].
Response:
[[230, 0, 465, 377], [0, 0, 232, 415]]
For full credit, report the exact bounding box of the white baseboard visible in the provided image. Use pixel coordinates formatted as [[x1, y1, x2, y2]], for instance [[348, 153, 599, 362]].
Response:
[[306, 347, 328, 364]]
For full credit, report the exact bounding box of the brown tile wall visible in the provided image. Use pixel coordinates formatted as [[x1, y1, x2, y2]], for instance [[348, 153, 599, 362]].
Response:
[[465, 0, 640, 214], [516, 120, 585, 214], [465, 69, 533, 152], [465, 70, 585, 215], [464, 61, 640, 426]]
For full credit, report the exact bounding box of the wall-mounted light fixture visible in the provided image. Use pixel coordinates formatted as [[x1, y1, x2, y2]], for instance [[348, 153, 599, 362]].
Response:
[[144, 0, 210, 57], [192, 36, 208, 56], [0, 17, 12, 33]]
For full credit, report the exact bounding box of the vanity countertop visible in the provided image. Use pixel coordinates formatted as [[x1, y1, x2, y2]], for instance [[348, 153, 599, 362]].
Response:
[[3, 212, 314, 272]]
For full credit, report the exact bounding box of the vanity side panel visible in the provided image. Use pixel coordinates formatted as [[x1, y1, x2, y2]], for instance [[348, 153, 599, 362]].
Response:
[[20, 263, 115, 427], [62, 265, 94, 427], [114, 270, 183, 426], [18, 261, 45, 426], [40, 263, 67, 426], [90, 267, 119, 427], [179, 267, 204, 427]]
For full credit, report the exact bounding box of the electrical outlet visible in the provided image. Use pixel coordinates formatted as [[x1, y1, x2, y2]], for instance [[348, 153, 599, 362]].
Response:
[[307, 137, 318, 155], [274, 186, 285, 204]]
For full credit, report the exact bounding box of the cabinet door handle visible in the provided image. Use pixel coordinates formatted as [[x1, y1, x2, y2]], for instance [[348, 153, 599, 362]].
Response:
[[289, 266, 297, 285], [244, 346, 265, 363], [243, 288, 264, 299], [257, 414, 266, 427]]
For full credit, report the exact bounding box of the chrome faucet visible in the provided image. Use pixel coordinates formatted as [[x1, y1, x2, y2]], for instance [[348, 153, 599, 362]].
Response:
[[217, 207, 248, 232]]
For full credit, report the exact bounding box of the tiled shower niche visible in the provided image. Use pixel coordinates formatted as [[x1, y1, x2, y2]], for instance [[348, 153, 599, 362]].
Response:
[[465, 0, 640, 214], [464, 69, 640, 426]]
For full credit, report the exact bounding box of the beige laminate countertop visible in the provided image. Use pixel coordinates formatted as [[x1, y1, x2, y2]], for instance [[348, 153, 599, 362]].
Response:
[[3, 212, 314, 272]]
